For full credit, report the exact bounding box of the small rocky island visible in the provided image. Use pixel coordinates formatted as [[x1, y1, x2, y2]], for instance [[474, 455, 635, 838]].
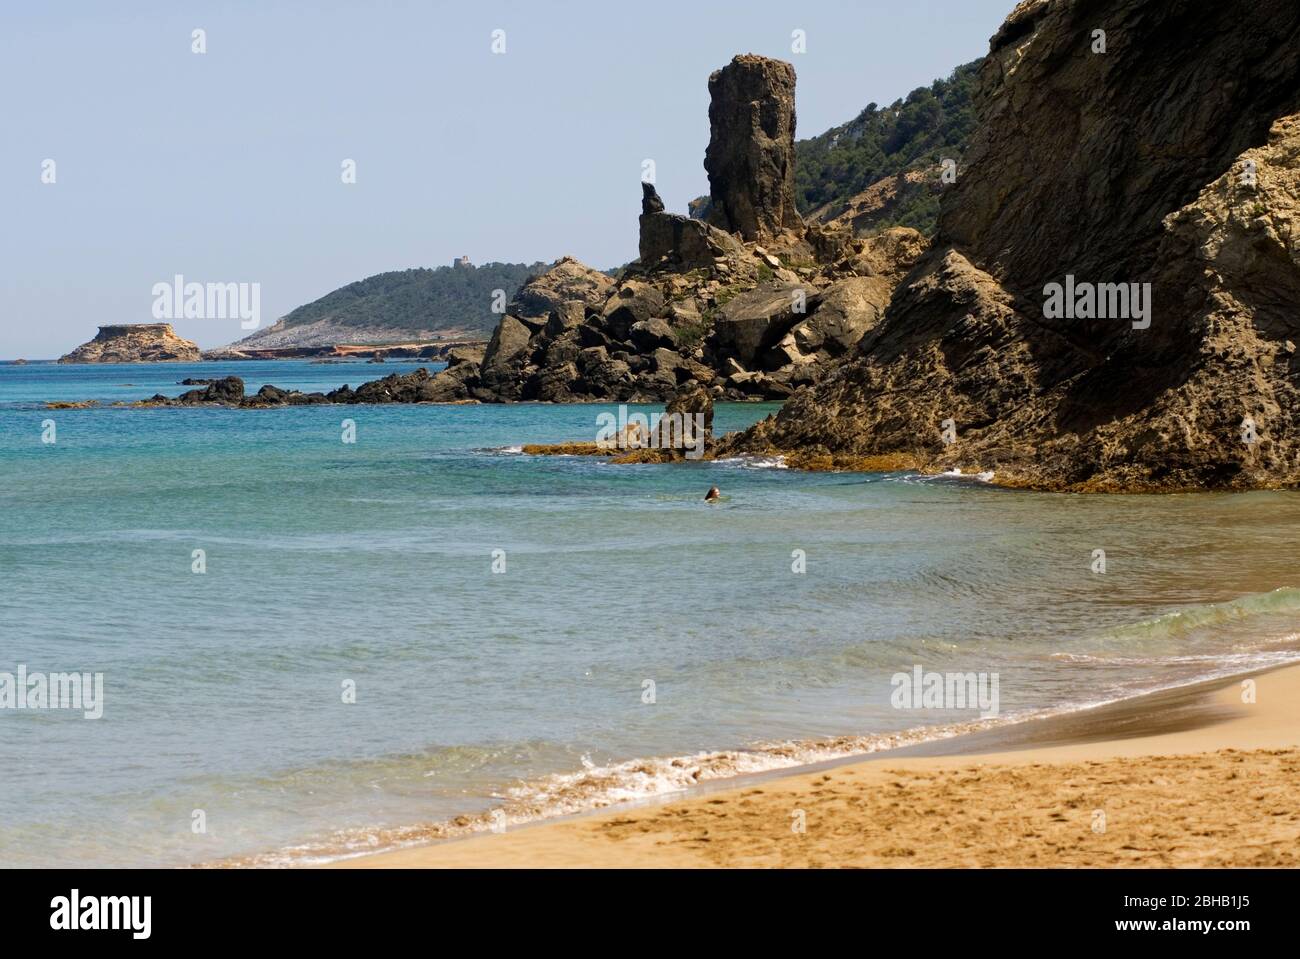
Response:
[[59, 324, 200, 363]]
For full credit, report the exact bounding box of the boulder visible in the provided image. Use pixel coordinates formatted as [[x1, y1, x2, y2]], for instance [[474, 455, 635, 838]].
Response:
[[651, 348, 685, 375], [544, 300, 587, 338], [629, 318, 678, 352], [790, 276, 894, 357], [601, 281, 666, 341], [648, 384, 715, 457], [577, 350, 634, 398], [443, 344, 486, 369], [516, 315, 548, 337], [708, 282, 809, 367], [543, 335, 582, 368], [478, 315, 535, 399], [639, 210, 746, 270], [177, 376, 245, 404], [669, 299, 703, 327], [532, 362, 582, 402], [576, 323, 613, 350], [509, 256, 614, 319], [419, 369, 476, 402]]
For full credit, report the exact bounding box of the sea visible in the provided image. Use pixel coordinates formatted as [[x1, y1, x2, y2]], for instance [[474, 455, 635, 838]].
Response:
[[2, 358, 1299, 867]]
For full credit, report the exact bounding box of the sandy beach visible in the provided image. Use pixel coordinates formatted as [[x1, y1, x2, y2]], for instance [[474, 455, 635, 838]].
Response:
[[331, 663, 1300, 868]]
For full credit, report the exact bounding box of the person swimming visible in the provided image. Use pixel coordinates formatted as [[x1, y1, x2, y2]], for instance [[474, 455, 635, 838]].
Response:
[[704, 486, 721, 502]]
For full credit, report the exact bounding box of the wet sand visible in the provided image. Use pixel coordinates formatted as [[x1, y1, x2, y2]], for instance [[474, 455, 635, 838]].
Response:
[[329, 663, 1300, 868]]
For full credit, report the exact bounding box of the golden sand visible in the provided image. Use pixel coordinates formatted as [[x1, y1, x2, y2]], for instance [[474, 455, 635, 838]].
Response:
[[329, 663, 1300, 868]]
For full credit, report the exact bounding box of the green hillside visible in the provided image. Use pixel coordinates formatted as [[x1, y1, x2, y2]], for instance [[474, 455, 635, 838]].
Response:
[[793, 60, 981, 234], [691, 59, 981, 236], [277, 262, 548, 338]]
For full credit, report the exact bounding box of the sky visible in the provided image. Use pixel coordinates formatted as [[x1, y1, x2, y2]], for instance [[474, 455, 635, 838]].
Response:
[[1, 0, 1014, 358]]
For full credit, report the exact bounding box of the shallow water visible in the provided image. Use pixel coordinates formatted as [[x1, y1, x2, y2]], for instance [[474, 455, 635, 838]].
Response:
[[2, 360, 1298, 867]]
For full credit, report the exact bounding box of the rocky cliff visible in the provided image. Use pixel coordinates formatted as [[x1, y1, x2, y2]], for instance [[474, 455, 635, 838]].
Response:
[[723, 0, 1300, 491], [59, 324, 201, 363]]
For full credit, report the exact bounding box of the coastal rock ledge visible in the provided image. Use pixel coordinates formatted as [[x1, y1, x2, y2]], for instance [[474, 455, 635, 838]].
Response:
[[59, 324, 201, 363]]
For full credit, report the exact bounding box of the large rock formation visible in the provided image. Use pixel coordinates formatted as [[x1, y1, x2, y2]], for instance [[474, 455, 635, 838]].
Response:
[[704, 55, 804, 243], [428, 53, 922, 406], [639, 182, 745, 271], [59, 324, 200, 363], [724, 0, 1300, 491], [415, 215, 923, 405], [414, 257, 619, 403]]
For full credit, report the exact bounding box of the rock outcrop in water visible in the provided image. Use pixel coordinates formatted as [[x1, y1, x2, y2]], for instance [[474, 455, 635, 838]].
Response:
[[522, 382, 718, 462], [59, 324, 201, 363], [131, 369, 470, 408], [410, 217, 922, 405], [722, 0, 1300, 491]]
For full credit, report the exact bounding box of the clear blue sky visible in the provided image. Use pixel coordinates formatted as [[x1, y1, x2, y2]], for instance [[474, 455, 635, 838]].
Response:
[[1, 0, 1013, 358]]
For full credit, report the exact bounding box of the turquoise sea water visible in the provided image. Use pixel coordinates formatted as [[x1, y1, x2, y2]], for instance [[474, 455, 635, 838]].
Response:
[[3, 360, 1300, 867]]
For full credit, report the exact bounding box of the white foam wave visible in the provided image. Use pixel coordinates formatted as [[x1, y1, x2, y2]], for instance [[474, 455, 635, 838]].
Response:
[[473, 445, 524, 455], [712, 455, 788, 470]]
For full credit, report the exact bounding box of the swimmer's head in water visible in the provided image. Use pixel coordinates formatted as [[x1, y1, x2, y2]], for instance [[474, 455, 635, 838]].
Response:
[[704, 486, 721, 501]]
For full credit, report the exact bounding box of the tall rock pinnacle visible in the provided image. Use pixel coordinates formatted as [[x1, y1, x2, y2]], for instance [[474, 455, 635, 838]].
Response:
[[704, 54, 804, 243]]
